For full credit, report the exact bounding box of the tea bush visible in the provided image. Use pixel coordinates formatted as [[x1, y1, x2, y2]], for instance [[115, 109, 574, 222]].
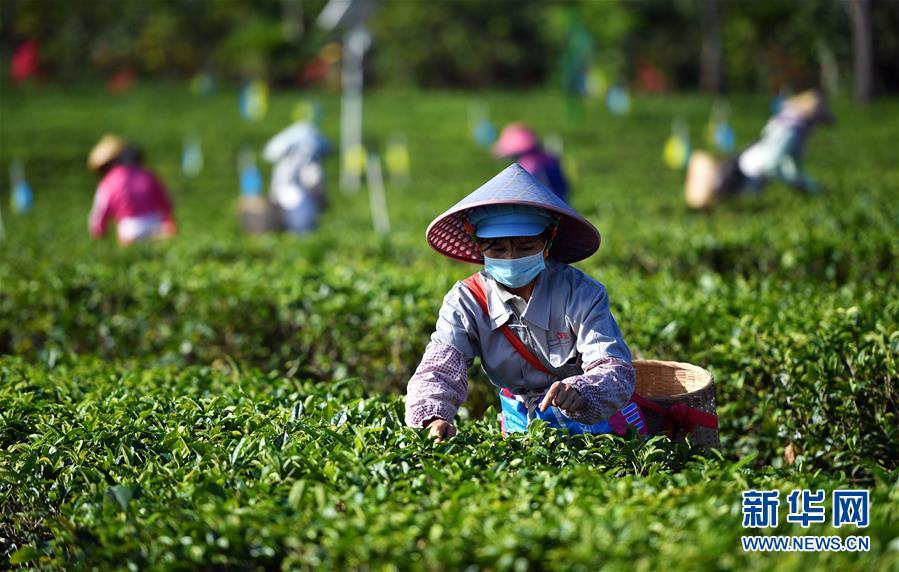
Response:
[[1, 361, 897, 569], [1, 85, 897, 568]]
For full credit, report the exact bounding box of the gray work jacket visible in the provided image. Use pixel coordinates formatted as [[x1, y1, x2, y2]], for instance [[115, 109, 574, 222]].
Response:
[[431, 261, 632, 395]]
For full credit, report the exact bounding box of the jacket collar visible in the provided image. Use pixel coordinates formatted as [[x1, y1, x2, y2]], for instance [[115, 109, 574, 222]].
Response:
[[481, 264, 552, 332]]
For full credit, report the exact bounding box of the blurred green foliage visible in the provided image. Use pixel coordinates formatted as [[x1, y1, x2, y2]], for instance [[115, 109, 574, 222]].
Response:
[[370, 0, 553, 88], [1, 0, 330, 81], [2, 0, 898, 91]]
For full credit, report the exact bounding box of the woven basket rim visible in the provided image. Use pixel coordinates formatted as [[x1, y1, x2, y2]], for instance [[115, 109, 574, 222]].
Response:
[[633, 359, 713, 399]]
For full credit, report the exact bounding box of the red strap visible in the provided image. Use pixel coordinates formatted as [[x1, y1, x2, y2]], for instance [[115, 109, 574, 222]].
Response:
[[630, 393, 666, 416], [462, 274, 551, 375], [631, 393, 718, 436]]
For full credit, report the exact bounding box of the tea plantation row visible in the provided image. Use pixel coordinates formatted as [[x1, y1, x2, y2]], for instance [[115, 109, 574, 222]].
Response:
[[2, 361, 897, 569], [3, 238, 897, 475]]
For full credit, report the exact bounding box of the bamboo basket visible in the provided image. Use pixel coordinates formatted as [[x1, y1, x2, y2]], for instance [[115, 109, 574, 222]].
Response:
[[239, 196, 282, 234], [633, 359, 720, 451], [685, 151, 721, 209]]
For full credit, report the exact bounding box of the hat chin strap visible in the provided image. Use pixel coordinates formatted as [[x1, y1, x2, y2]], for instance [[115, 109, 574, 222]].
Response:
[[543, 217, 560, 256], [462, 217, 479, 246]]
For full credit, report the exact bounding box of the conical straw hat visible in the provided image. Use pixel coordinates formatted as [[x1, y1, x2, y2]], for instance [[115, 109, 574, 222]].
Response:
[[88, 134, 129, 172], [492, 122, 539, 158], [426, 163, 600, 264], [783, 89, 834, 123]]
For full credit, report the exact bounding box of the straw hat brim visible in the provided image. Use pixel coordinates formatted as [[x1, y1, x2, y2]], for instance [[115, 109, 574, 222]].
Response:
[[426, 198, 600, 264], [88, 135, 129, 172], [784, 90, 835, 124], [426, 163, 601, 264]]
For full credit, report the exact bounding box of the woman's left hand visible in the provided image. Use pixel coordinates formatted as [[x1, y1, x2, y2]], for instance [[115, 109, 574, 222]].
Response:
[[539, 381, 583, 413]]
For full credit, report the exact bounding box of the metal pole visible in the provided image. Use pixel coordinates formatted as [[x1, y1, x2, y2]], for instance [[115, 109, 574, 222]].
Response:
[[366, 152, 389, 234], [340, 25, 366, 192]]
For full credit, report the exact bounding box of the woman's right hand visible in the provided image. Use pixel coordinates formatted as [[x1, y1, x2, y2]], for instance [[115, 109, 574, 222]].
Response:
[[424, 418, 457, 441]]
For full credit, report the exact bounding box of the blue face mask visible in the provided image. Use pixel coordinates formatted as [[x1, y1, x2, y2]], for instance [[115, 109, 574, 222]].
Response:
[[483, 252, 546, 288]]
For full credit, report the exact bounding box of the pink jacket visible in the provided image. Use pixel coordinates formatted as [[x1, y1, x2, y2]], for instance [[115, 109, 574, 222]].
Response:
[[89, 165, 175, 239]]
